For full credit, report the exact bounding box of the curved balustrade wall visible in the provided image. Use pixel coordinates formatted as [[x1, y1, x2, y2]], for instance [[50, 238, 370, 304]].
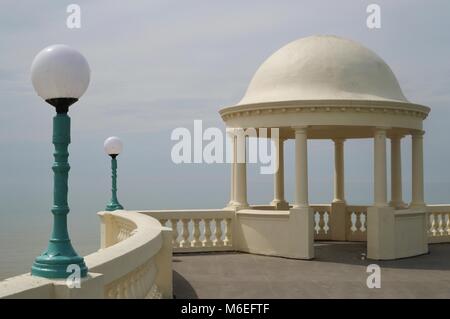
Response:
[[0, 211, 172, 299]]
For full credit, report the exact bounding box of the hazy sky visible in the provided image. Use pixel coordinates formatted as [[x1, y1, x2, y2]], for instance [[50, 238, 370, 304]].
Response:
[[1, 0, 450, 234]]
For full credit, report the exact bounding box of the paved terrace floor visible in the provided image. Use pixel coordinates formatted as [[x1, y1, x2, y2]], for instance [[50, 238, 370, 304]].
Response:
[[172, 242, 450, 299]]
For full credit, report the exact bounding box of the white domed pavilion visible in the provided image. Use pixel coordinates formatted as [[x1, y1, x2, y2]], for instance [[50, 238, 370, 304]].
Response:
[[220, 35, 430, 260]]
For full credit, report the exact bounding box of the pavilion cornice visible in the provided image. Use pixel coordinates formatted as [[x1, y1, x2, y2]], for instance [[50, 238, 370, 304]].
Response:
[[219, 99, 430, 121]]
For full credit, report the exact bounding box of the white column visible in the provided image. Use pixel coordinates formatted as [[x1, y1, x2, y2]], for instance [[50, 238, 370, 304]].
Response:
[[333, 139, 345, 203], [294, 127, 309, 208], [390, 135, 405, 208], [234, 133, 248, 208], [411, 131, 425, 207], [374, 128, 388, 207], [227, 133, 236, 207], [271, 138, 288, 208]]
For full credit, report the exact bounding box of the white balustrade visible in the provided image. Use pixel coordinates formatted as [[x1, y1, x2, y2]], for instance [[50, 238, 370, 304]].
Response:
[[427, 206, 450, 243], [346, 206, 368, 241], [140, 209, 235, 253], [311, 206, 331, 240], [203, 218, 213, 247]]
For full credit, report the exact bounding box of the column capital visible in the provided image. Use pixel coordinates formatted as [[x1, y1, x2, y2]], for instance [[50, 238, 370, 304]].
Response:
[[292, 126, 308, 133], [374, 128, 389, 139], [332, 138, 346, 144], [411, 130, 425, 138], [225, 127, 237, 135]]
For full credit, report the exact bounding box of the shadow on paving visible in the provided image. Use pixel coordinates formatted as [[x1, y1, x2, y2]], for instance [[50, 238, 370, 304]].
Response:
[[173, 270, 199, 299], [314, 242, 450, 271]]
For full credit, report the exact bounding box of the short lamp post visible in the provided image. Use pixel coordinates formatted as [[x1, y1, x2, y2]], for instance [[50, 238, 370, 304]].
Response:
[[104, 137, 124, 211], [30, 45, 90, 279]]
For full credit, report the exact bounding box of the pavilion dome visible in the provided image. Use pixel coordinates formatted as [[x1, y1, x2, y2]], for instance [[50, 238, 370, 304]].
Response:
[[238, 35, 409, 106]]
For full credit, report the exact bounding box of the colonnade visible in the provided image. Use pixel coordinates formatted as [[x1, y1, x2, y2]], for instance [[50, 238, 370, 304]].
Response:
[[227, 127, 425, 210]]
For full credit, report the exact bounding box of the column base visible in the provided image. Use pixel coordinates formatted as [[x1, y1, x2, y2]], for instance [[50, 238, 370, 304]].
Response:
[[227, 202, 249, 210], [409, 202, 426, 209], [270, 199, 290, 210], [224, 201, 236, 209], [389, 201, 407, 209]]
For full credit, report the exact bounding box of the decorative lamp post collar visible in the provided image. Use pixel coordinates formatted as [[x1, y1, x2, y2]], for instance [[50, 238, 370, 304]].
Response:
[[104, 137, 124, 211], [30, 44, 90, 279]]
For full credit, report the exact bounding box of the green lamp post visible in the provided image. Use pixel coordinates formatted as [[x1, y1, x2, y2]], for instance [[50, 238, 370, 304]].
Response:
[[30, 44, 90, 279], [104, 136, 124, 211]]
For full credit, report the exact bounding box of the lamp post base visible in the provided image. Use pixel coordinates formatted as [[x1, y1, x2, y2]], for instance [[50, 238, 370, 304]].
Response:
[[31, 241, 88, 279], [106, 202, 124, 211]]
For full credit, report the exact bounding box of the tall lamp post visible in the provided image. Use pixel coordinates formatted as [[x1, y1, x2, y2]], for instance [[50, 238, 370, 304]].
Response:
[[30, 45, 90, 279], [104, 136, 124, 211]]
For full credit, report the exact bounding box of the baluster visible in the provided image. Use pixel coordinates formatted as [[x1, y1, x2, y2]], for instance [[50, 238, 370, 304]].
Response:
[[203, 218, 213, 247], [123, 280, 130, 299], [116, 283, 123, 299], [128, 274, 137, 299], [426, 213, 431, 236], [214, 218, 224, 246], [429, 213, 436, 236], [433, 213, 440, 236], [223, 219, 233, 246], [318, 212, 325, 234], [355, 212, 362, 233], [314, 211, 321, 234], [192, 218, 202, 247], [445, 214, 450, 235], [323, 212, 330, 234], [180, 219, 191, 248], [140, 267, 149, 298], [170, 219, 179, 247], [160, 218, 168, 227], [133, 270, 140, 298], [437, 213, 444, 236], [107, 288, 115, 299], [350, 212, 357, 233], [359, 212, 367, 232], [117, 229, 124, 242]]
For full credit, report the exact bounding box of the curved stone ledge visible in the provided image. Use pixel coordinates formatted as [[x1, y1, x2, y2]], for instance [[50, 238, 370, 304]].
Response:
[[0, 211, 172, 299]]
